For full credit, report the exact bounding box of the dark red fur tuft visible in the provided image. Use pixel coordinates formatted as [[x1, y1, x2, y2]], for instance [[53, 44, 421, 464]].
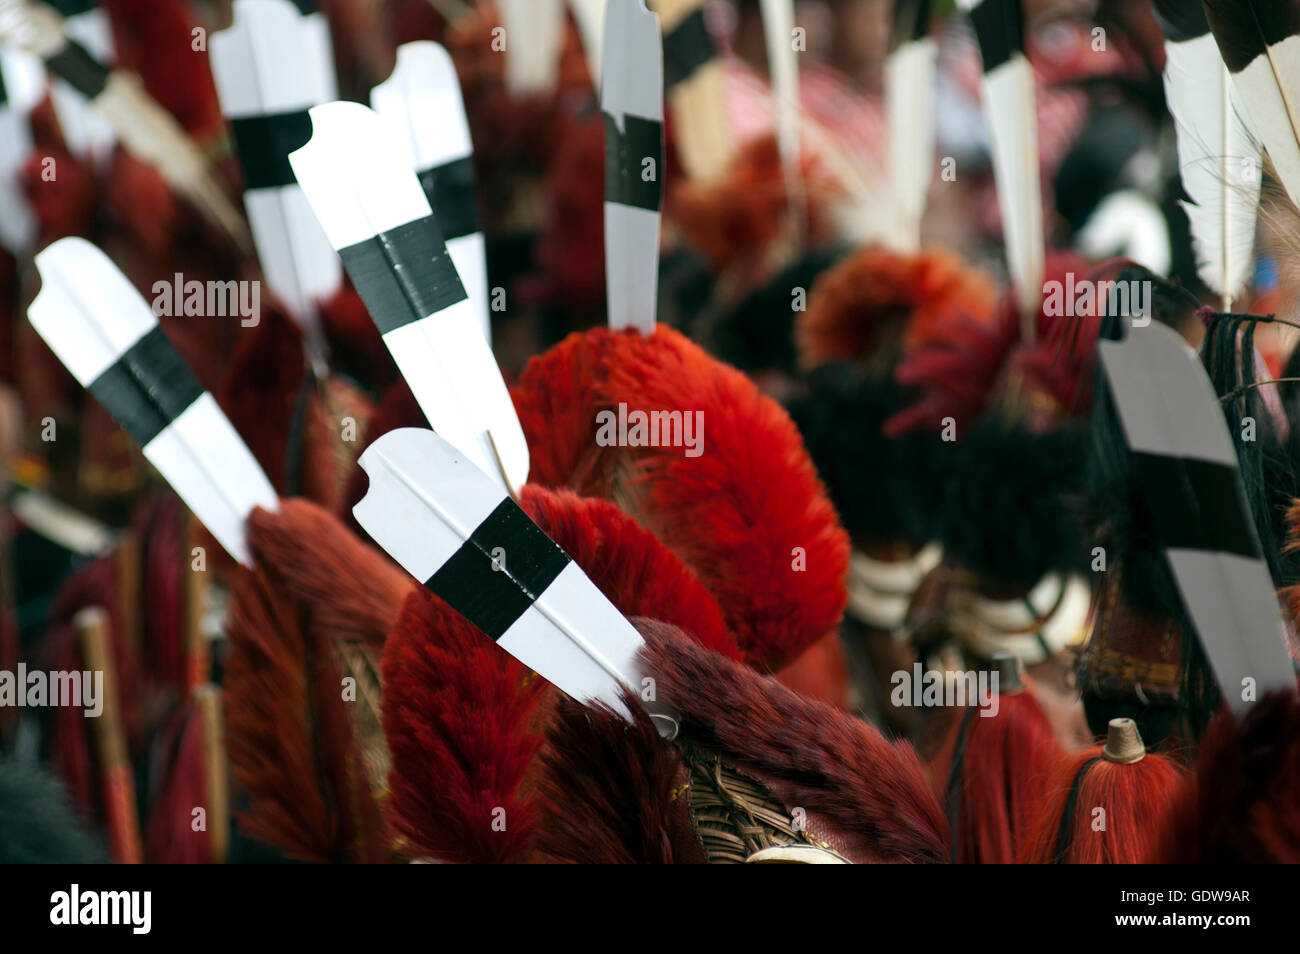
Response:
[[382, 587, 545, 863], [246, 500, 412, 652], [669, 134, 834, 275], [511, 329, 623, 496], [1155, 690, 1300, 862], [796, 245, 997, 370], [224, 566, 390, 863], [886, 254, 1096, 436], [530, 690, 706, 863], [215, 308, 306, 494], [637, 620, 948, 862]]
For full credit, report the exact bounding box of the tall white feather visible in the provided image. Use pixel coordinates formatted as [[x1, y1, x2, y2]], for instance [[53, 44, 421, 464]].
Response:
[[885, 36, 936, 252], [354, 427, 661, 725], [371, 41, 490, 341], [289, 101, 529, 494], [956, 0, 1043, 336], [1203, 0, 1300, 215], [602, 0, 663, 334], [1163, 32, 1261, 310], [210, 0, 342, 362], [759, 0, 800, 170], [1099, 321, 1294, 714], [500, 0, 565, 95]]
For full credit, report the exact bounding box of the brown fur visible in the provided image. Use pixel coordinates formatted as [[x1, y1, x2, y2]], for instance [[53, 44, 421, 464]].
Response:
[[224, 567, 390, 863], [637, 620, 949, 862], [246, 500, 413, 651], [530, 691, 707, 864]]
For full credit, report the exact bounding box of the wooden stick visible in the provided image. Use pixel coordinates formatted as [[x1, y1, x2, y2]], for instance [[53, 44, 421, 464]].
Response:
[[116, 528, 140, 658], [76, 606, 143, 864], [193, 684, 230, 863], [185, 515, 210, 691]]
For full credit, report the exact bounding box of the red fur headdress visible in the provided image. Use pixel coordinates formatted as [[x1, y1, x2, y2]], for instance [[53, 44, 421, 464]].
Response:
[[796, 245, 998, 371], [383, 586, 545, 863], [529, 689, 706, 864], [885, 254, 1103, 437], [512, 324, 848, 671]]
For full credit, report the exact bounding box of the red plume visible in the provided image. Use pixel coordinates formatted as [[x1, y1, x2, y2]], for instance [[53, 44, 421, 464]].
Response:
[[382, 587, 546, 863], [886, 254, 1097, 437], [519, 486, 739, 660], [929, 686, 1063, 864], [513, 325, 848, 671], [669, 134, 833, 276], [1021, 745, 1184, 864]]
